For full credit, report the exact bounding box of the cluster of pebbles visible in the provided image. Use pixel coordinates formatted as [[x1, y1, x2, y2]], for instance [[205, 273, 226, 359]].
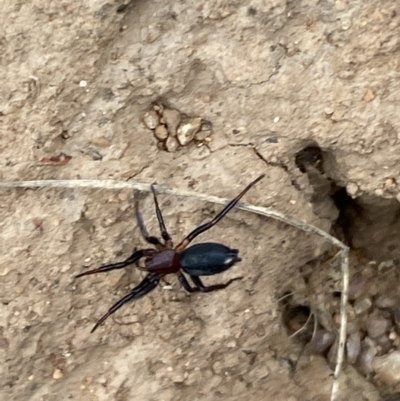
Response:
[[286, 259, 400, 391], [142, 103, 213, 152]]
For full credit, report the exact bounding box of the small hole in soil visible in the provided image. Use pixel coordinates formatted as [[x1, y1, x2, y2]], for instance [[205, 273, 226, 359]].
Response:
[[281, 298, 312, 342], [295, 145, 323, 173]]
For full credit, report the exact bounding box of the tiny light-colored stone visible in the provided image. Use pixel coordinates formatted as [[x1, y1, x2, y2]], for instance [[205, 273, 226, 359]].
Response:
[[92, 136, 111, 147], [363, 88, 375, 102], [367, 317, 390, 339], [354, 297, 372, 315], [374, 188, 384, 196], [154, 125, 168, 140], [177, 117, 202, 145], [341, 17, 352, 30], [79, 80, 87, 87], [213, 361, 222, 374], [142, 110, 159, 130], [384, 177, 396, 189], [324, 107, 334, 115], [373, 351, 400, 385], [118, 192, 128, 202], [346, 182, 358, 197], [166, 136, 179, 152], [53, 369, 63, 379]]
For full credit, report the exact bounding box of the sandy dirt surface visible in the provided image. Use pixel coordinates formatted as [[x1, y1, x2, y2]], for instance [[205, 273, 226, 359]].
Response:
[[2, 1, 400, 400]]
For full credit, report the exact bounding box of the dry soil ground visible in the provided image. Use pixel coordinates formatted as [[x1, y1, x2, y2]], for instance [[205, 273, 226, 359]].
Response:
[[2, 1, 400, 400]]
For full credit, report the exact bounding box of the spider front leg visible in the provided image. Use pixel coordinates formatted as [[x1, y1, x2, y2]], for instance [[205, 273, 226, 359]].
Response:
[[177, 273, 242, 293], [135, 201, 164, 249], [75, 248, 155, 278], [175, 174, 265, 252]]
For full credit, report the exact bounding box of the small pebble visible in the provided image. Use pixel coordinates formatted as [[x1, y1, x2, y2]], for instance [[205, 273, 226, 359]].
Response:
[[357, 338, 376, 375], [53, 369, 63, 379], [346, 182, 359, 197], [348, 275, 370, 300], [354, 297, 372, 315], [142, 111, 159, 130], [311, 330, 335, 354], [79, 80, 87, 88], [118, 192, 128, 202], [347, 332, 361, 364], [162, 109, 181, 137], [384, 177, 397, 189], [213, 361, 222, 374], [363, 88, 375, 102], [165, 136, 179, 152], [194, 130, 212, 141], [374, 295, 395, 309], [172, 373, 186, 383], [346, 321, 360, 335], [154, 125, 169, 140], [341, 16, 352, 30], [177, 117, 202, 145], [373, 351, 400, 385], [92, 136, 111, 147]]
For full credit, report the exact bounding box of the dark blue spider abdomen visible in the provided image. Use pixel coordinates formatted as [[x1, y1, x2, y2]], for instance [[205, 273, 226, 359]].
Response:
[[179, 242, 241, 277]]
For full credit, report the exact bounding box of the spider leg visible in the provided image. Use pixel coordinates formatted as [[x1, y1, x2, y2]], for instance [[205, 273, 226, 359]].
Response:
[[75, 249, 155, 278], [151, 185, 173, 247], [177, 273, 198, 293], [135, 201, 164, 249], [175, 174, 265, 252], [190, 275, 243, 292], [90, 273, 161, 333], [177, 273, 242, 293]]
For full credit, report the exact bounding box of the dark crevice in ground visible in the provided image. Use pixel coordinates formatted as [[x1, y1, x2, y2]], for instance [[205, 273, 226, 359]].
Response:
[[295, 142, 400, 262]]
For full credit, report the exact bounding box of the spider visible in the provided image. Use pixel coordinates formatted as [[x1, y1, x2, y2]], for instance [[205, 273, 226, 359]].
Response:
[[76, 174, 264, 332]]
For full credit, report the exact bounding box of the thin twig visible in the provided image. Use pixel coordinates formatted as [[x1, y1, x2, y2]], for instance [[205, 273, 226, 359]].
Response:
[[0, 179, 349, 400], [289, 311, 314, 339]]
